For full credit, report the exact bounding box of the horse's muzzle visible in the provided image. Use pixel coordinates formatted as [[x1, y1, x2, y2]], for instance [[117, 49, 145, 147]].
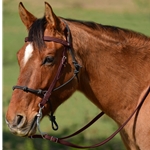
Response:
[[5, 115, 37, 137]]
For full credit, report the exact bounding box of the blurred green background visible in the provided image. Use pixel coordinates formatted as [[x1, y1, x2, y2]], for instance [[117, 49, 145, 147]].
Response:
[[3, 0, 150, 150]]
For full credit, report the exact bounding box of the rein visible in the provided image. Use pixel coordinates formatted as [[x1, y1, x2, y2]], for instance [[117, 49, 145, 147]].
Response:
[[12, 21, 150, 149], [29, 86, 150, 149]]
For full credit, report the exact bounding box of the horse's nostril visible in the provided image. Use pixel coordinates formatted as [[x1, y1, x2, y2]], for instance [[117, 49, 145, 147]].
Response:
[[16, 115, 23, 124], [14, 115, 26, 128]]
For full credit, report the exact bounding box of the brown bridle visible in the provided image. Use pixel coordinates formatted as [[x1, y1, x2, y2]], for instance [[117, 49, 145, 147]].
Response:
[[13, 21, 150, 148], [13, 22, 81, 131]]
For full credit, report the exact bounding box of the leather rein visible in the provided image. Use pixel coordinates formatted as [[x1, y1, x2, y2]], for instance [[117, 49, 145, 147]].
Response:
[[12, 22, 150, 149]]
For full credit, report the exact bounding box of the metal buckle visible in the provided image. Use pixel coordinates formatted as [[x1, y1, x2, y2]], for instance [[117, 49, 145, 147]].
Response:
[[50, 136, 58, 143], [36, 104, 46, 139], [62, 56, 67, 65]]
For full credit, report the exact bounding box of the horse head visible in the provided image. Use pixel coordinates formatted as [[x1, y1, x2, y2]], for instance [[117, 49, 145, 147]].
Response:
[[6, 2, 80, 137]]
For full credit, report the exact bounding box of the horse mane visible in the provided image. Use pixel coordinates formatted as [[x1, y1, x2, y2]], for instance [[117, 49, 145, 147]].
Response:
[[65, 18, 150, 49], [65, 18, 149, 39], [28, 16, 150, 50]]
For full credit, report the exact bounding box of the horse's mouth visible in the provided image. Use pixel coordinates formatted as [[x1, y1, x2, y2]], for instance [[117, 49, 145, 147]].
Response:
[[6, 116, 38, 137], [26, 116, 37, 136]]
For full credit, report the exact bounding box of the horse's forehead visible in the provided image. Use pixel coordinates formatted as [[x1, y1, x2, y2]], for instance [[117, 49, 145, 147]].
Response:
[[23, 43, 34, 66]]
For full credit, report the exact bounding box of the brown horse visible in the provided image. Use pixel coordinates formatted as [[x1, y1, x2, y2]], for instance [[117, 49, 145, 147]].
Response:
[[6, 2, 150, 150]]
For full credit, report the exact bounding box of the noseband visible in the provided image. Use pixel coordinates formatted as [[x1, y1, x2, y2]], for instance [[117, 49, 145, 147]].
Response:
[[13, 22, 81, 131]]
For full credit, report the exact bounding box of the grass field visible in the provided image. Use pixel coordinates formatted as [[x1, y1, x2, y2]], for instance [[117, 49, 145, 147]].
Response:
[[3, 0, 150, 150]]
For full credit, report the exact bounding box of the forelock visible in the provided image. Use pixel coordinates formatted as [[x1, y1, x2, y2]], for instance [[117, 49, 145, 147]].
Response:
[[28, 17, 47, 50]]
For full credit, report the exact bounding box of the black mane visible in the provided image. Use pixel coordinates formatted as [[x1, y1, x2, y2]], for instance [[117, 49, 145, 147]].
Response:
[[65, 18, 149, 41], [65, 18, 100, 30], [65, 18, 121, 32], [28, 16, 47, 49]]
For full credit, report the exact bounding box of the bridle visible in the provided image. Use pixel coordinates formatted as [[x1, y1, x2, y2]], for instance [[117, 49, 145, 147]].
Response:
[[12, 21, 150, 148], [13, 22, 81, 131]]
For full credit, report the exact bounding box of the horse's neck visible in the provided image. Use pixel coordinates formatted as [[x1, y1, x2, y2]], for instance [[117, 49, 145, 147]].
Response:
[[69, 23, 116, 111], [69, 22, 150, 124]]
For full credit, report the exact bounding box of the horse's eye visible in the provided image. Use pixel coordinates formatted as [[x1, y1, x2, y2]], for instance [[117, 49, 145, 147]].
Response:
[[42, 56, 54, 65]]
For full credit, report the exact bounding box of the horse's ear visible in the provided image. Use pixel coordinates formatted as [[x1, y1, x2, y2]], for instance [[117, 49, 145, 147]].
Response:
[[18, 2, 37, 29], [44, 2, 61, 28]]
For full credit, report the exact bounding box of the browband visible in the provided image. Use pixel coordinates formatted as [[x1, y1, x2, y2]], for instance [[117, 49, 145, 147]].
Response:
[[25, 36, 70, 47]]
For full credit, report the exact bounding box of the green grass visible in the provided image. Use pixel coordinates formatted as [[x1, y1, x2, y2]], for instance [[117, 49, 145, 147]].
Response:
[[3, 0, 150, 150]]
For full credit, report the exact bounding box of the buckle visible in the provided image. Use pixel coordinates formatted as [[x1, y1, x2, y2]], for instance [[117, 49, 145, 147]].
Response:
[[50, 136, 58, 143], [36, 104, 46, 139]]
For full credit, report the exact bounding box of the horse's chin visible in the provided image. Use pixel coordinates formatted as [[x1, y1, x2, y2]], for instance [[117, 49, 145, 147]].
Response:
[[6, 116, 37, 137], [10, 127, 37, 137]]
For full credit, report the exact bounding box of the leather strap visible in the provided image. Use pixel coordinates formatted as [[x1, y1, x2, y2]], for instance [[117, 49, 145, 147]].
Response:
[[30, 86, 150, 148], [25, 36, 70, 47], [40, 49, 67, 108]]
